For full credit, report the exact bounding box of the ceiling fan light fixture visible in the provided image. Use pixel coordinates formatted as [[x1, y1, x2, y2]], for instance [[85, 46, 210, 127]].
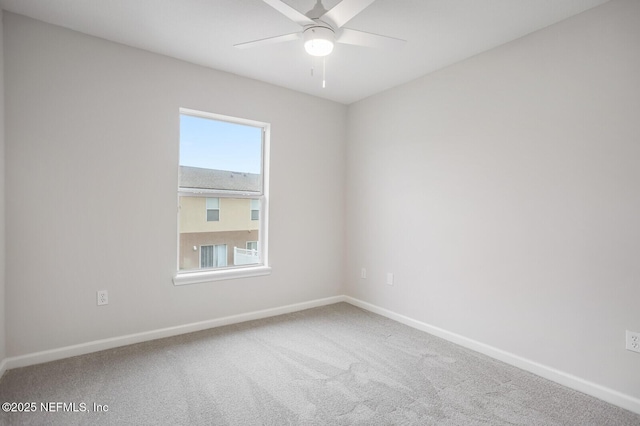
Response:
[[304, 26, 334, 57]]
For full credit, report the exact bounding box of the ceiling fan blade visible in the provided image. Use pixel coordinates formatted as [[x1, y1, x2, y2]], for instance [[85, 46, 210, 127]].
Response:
[[263, 0, 316, 26], [336, 28, 406, 48], [321, 0, 376, 28], [234, 32, 301, 49]]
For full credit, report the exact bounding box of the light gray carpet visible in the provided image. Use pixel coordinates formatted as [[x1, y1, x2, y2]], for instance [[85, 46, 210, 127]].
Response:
[[0, 302, 638, 425]]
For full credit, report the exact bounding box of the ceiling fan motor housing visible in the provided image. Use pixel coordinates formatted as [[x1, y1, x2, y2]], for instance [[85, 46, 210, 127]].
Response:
[[304, 25, 335, 56]]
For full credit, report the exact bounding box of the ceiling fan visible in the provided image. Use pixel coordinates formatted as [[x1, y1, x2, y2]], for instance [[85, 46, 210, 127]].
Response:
[[235, 0, 405, 57]]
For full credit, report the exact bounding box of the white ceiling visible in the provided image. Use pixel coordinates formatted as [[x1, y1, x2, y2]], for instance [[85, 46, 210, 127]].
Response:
[[0, 0, 610, 104]]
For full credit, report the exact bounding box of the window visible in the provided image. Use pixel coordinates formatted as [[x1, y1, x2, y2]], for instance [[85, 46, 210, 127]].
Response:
[[174, 109, 271, 285], [251, 199, 260, 221], [206, 198, 220, 221]]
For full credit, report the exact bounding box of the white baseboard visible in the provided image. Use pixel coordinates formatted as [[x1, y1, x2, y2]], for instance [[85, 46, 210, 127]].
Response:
[[344, 296, 640, 416], [2, 295, 346, 372], [0, 357, 7, 380]]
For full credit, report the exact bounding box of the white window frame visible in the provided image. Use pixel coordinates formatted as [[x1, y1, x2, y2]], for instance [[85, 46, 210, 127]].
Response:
[[173, 108, 271, 285]]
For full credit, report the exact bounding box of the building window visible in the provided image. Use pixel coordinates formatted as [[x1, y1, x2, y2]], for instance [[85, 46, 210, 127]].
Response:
[[250, 199, 259, 221], [206, 198, 220, 221], [174, 108, 270, 285]]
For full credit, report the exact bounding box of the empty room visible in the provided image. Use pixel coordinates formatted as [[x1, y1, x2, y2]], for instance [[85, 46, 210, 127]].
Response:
[[0, 0, 639, 424]]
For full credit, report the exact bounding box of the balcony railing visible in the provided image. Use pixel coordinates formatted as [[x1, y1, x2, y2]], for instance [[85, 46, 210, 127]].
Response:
[[234, 247, 259, 266]]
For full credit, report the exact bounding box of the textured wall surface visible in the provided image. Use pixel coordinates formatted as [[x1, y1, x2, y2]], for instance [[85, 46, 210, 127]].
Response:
[[0, 12, 6, 363], [346, 0, 640, 399], [4, 12, 346, 356]]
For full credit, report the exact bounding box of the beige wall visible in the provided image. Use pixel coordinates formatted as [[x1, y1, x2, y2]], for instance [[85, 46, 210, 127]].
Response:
[[0, 12, 5, 362], [4, 12, 347, 357], [346, 0, 640, 400], [179, 197, 259, 233]]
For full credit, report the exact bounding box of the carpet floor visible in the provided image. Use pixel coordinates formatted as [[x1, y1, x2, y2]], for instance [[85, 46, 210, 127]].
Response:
[[0, 302, 638, 425]]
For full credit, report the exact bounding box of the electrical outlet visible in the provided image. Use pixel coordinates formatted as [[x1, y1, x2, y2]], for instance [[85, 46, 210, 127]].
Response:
[[626, 330, 640, 353], [386, 273, 394, 286], [97, 290, 108, 306], [360, 268, 367, 279]]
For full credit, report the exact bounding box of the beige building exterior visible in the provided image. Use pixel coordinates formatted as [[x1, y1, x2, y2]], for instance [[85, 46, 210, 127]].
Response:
[[179, 197, 258, 234], [178, 196, 259, 270], [178, 166, 262, 270]]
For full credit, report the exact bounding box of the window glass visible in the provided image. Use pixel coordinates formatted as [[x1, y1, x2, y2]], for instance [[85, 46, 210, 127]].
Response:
[[206, 198, 220, 222], [250, 199, 260, 221], [177, 110, 267, 275]]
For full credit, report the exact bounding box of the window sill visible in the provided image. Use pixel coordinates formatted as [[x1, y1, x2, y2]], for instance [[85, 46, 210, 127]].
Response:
[[173, 265, 272, 286]]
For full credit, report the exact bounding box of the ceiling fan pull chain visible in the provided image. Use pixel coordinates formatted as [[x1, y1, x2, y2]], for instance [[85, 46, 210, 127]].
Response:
[[323, 56, 327, 89]]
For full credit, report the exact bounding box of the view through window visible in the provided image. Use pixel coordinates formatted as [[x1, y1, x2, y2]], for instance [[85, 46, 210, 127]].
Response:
[[177, 110, 268, 274]]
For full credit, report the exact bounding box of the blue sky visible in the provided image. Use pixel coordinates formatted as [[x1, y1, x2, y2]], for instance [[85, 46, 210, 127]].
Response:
[[179, 114, 262, 174]]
